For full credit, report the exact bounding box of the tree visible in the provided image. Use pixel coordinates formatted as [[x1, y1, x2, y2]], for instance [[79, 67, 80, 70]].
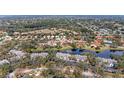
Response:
[[18, 56, 31, 68], [71, 42, 77, 49], [20, 40, 37, 53], [85, 53, 97, 66], [45, 61, 56, 68], [42, 69, 64, 78], [0, 64, 10, 78], [32, 56, 47, 67], [46, 49, 57, 62]]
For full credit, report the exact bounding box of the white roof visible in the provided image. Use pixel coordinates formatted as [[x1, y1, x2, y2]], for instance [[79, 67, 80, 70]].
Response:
[[0, 59, 10, 65]]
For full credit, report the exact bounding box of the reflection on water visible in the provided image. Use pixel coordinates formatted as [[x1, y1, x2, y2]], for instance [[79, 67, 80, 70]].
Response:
[[63, 49, 124, 59]]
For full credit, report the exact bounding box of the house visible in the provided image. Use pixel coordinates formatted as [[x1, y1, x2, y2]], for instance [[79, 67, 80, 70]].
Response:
[[13, 32, 20, 36], [9, 49, 26, 58], [4, 36, 12, 41], [0, 31, 12, 44], [90, 39, 102, 49], [103, 40, 112, 47], [98, 57, 117, 68], [91, 44, 98, 48], [0, 59, 10, 65], [76, 40, 86, 48], [47, 40, 57, 46]]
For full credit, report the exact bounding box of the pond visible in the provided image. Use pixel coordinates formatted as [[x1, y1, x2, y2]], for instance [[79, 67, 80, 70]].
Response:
[[62, 49, 124, 59]]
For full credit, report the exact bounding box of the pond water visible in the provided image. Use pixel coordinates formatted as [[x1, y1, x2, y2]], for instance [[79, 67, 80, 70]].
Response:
[[62, 49, 124, 59]]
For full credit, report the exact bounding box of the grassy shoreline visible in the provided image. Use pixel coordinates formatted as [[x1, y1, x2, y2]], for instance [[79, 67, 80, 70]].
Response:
[[83, 46, 124, 52], [30, 46, 124, 53]]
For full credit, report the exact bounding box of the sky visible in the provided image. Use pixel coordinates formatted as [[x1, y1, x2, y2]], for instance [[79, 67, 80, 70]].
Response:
[[0, 0, 124, 15]]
